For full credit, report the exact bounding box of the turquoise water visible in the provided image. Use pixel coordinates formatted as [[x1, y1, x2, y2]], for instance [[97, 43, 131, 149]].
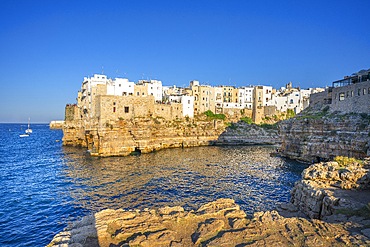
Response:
[[0, 124, 306, 246]]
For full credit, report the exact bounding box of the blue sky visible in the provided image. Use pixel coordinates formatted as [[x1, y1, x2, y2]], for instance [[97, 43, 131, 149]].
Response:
[[0, 0, 369, 123]]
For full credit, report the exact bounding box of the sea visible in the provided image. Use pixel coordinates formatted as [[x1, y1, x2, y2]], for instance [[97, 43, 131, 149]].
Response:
[[0, 123, 307, 246]]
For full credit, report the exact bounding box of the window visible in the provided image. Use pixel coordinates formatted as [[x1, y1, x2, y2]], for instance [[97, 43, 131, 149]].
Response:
[[113, 102, 116, 105], [346, 91, 349, 97], [124, 106, 129, 113], [113, 107, 116, 112], [339, 92, 345, 101], [137, 92, 140, 96], [119, 84, 121, 87], [364, 88, 366, 95], [188, 100, 190, 104], [358, 89, 361, 96], [290, 99, 294, 104], [351, 91, 354, 97], [368, 88, 370, 94]]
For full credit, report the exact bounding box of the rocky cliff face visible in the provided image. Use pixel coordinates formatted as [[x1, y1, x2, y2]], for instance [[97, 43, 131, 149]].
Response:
[[279, 111, 370, 163], [215, 122, 280, 145], [47, 198, 369, 247], [63, 118, 280, 157]]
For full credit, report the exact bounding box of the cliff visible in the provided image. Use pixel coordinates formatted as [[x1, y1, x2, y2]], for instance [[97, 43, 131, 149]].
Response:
[[47, 198, 369, 247], [63, 117, 280, 157], [279, 109, 370, 163], [215, 122, 280, 145]]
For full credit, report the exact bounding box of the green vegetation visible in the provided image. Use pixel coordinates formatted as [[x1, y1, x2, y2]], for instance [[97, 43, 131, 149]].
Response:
[[335, 204, 370, 218], [259, 123, 278, 130], [334, 156, 364, 168], [286, 109, 296, 119], [240, 116, 253, 124], [204, 110, 226, 120]]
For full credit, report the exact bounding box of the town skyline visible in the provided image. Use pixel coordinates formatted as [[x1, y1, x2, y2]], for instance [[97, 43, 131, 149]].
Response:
[[1, 0, 369, 123]]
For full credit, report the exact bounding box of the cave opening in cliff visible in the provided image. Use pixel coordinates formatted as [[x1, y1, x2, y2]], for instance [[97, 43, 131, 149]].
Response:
[[131, 147, 142, 156]]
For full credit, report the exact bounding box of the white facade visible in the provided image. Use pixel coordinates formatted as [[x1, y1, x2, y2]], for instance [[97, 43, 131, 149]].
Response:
[[146, 80, 163, 102], [181, 95, 194, 118], [262, 86, 273, 106], [107, 78, 135, 96], [237, 86, 254, 109]]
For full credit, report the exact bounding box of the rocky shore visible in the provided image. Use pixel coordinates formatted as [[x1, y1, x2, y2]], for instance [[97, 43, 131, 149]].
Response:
[[48, 160, 370, 247]]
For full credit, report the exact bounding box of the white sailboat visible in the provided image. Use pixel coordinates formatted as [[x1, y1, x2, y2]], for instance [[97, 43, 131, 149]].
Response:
[[19, 118, 32, 137], [25, 118, 32, 134]]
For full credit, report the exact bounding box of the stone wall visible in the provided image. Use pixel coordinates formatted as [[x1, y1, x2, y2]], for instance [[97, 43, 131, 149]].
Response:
[[331, 80, 370, 114], [310, 81, 370, 114]]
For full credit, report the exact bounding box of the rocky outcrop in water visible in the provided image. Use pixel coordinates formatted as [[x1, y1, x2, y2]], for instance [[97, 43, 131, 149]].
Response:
[[289, 160, 370, 221], [279, 110, 370, 163], [48, 198, 370, 247]]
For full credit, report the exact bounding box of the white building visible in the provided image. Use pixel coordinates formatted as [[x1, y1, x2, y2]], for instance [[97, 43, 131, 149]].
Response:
[[181, 95, 194, 118], [138, 80, 163, 102], [238, 86, 254, 109], [107, 78, 135, 96]]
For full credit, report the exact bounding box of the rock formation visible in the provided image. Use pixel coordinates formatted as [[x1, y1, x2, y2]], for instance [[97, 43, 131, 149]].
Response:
[[215, 121, 280, 145], [279, 110, 370, 163], [47, 198, 369, 247], [289, 159, 370, 220], [63, 117, 280, 157]]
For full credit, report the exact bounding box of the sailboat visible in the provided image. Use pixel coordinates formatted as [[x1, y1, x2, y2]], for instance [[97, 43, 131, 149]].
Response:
[[19, 118, 32, 137], [25, 118, 32, 134]]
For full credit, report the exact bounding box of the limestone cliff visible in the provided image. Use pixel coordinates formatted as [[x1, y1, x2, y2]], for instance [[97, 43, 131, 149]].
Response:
[[215, 121, 280, 145], [63, 117, 226, 157], [63, 117, 280, 157], [279, 109, 370, 163], [47, 198, 369, 247]]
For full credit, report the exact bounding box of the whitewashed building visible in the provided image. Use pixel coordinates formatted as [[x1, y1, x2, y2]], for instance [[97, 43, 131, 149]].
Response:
[[107, 78, 135, 96]]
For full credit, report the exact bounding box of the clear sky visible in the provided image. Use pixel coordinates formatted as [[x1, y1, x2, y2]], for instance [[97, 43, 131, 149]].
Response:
[[0, 0, 369, 123]]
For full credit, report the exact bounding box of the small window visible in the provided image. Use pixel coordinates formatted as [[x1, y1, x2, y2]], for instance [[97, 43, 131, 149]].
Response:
[[358, 89, 361, 96], [368, 88, 370, 94], [119, 84, 121, 87], [339, 92, 345, 101], [346, 91, 349, 98], [351, 91, 354, 97], [188, 100, 190, 104], [137, 92, 140, 96], [113, 102, 116, 105], [363, 88, 366, 95], [113, 107, 116, 112], [124, 106, 129, 113], [290, 99, 294, 104]]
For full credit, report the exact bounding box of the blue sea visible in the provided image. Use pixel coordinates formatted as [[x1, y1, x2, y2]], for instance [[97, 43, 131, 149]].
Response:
[[0, 123, 307, 246]]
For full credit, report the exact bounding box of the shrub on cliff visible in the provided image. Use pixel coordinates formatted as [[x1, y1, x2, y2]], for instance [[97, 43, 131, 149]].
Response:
[[240, 116, 253, 124], [204, 110, 226, 120], [334, 156, 364, 168]]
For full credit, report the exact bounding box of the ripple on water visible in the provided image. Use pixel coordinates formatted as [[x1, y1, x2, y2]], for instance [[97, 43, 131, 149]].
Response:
[[0, 124, 307, 247]]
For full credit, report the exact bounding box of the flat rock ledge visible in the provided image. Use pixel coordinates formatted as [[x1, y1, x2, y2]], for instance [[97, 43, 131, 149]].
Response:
[[289, 160, 370, 220], [48, 198, 370, 247]]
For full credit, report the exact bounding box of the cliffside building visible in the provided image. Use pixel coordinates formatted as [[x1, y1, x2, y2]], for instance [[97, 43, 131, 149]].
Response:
[[310, 69, 370, 114]]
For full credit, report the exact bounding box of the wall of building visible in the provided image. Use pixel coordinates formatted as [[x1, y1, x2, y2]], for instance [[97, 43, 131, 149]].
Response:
[[331, 80, 370, 114], [95, 95, 156, 122]]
